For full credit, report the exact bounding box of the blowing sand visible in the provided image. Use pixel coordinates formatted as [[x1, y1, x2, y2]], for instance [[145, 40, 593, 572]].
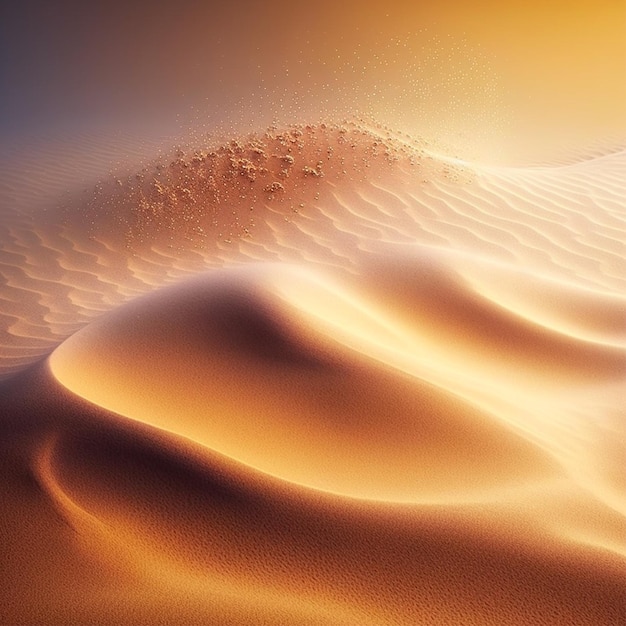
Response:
[[1, 121, 625, 624]]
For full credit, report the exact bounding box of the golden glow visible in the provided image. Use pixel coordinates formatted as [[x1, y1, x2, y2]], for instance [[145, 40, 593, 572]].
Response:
[[1, 2, 625, 623]]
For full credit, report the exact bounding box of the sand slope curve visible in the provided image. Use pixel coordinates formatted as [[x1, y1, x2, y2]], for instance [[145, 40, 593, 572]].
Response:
[[1, 121, 625, 624]]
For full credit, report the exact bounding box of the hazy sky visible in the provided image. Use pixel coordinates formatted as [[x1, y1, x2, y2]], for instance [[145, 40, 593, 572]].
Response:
[[1, 0, 624, 158]]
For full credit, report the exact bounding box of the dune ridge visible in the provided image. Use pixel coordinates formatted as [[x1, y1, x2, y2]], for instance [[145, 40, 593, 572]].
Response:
[[1, 122, 624, 378], [1, 121, 625, 624]]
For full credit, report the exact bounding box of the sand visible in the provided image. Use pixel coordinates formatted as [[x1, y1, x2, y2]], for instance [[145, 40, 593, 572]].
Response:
[[1, 121, 625, 624]]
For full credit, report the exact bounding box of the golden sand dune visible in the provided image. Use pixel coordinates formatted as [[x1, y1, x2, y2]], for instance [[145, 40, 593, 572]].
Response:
[[1, 361, 625, 626], [1, 122, 625, 624], [1, 122, 624, 378], [49, 263, 563, 502]]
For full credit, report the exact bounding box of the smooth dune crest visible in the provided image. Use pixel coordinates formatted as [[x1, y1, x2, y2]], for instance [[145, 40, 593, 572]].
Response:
[[1, 120, 626, 624]]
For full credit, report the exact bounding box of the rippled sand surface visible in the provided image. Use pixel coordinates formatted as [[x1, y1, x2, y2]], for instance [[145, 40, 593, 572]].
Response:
[[1, 122, 625, 624]]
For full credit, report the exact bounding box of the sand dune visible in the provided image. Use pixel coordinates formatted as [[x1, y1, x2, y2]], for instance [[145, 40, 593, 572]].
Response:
[[1, 122, 624, 379], [1, 121, 625, 624], [49, 263, 565, 502], [2, 361, 625, 625]]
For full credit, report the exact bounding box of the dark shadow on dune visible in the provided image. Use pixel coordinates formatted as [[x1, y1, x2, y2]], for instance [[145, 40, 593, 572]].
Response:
[[192, 285, 337, 371]]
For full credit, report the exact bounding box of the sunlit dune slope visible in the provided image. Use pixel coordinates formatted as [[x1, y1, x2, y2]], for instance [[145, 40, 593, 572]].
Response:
[[1, 360, 625, 626], [48, 263, 562, 502]]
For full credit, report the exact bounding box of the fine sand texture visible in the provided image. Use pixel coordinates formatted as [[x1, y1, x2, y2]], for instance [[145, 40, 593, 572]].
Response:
[[1, 121, 625, 624]]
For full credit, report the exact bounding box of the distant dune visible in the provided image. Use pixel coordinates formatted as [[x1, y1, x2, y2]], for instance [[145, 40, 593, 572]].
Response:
[[1, 121, 625, 624]]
